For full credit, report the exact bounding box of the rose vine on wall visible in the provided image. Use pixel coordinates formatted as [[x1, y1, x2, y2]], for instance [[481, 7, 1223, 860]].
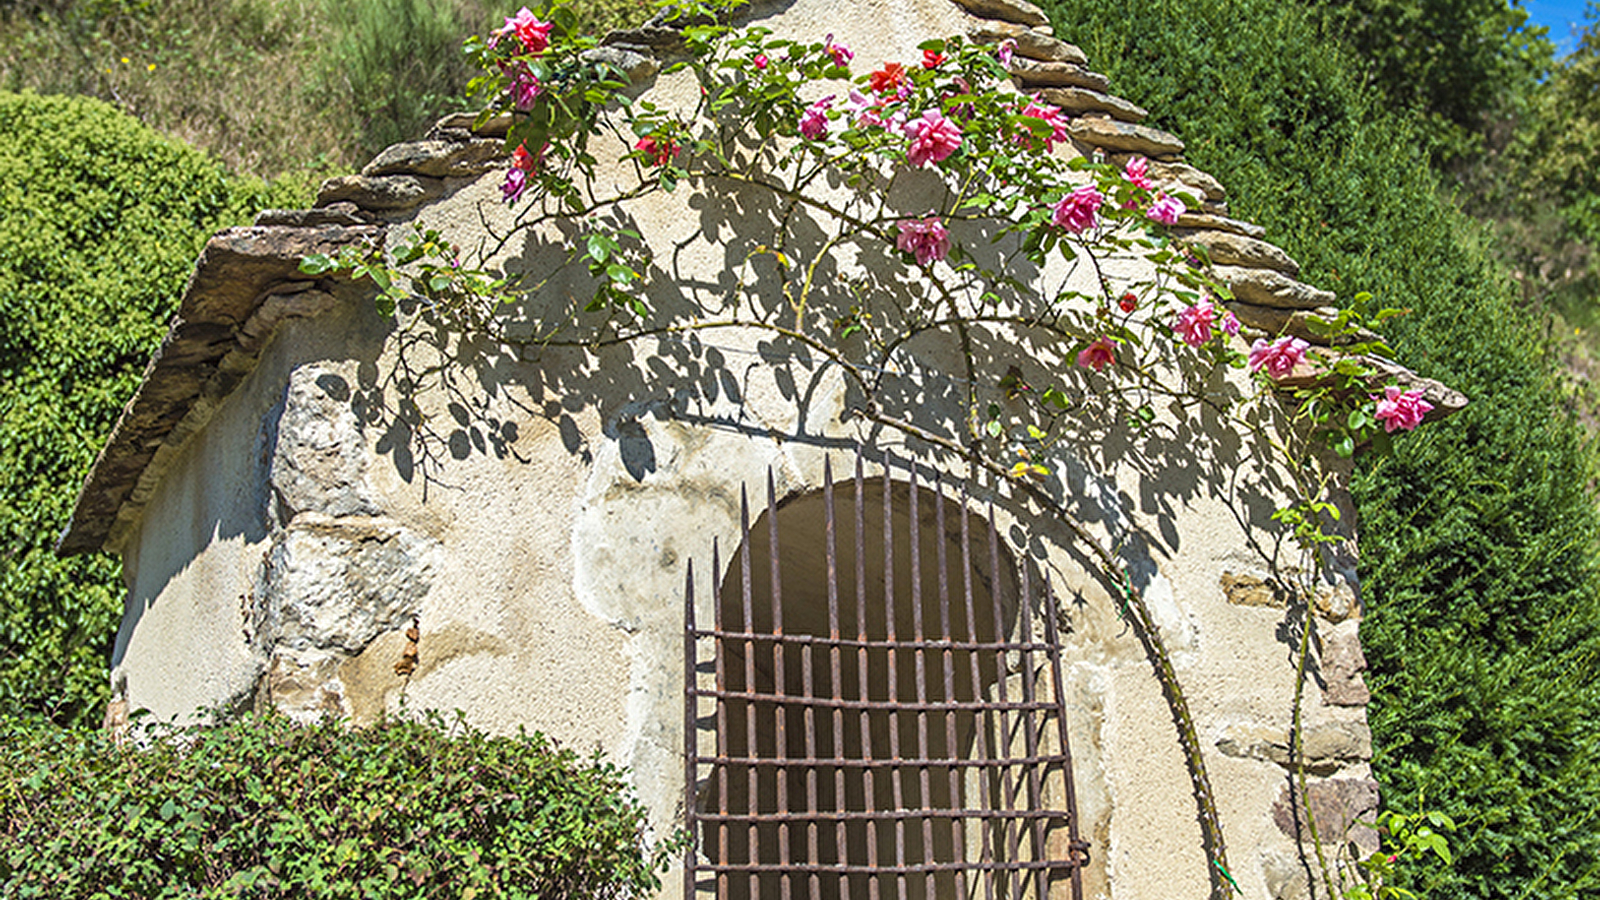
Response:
[[300, 1, 1438, 894]]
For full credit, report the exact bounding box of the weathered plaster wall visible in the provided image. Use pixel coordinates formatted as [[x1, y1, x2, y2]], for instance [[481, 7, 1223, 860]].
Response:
[[88, 0, 1422, 898]]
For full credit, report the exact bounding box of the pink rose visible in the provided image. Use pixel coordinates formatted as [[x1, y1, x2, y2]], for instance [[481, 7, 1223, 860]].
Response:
[[799, 95, 834, 140], [1124, 155, 1153, 190], [1248, 336, 1309, 378], [1147, 193, 1186, 225], [1174, 301, 1215, 346], [1052, 184, 1104, 234], [507, 66, 541, 110], [895, 215, 951, 266], [501, 166, 528, 203], [825, 34, 853, 67], [996, 38, 1016, 67], [1019, 99, 1069, 151], [753, 53, 768, 69], [496, 7, 553, 55], [1077, 336, 1117, 372], [904, 109, 962, 166], [1220, 310, 1241, 336], [1373, 386, 1434, 432]]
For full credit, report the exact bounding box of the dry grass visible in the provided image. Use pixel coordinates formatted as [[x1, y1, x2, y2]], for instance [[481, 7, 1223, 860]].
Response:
[[0, 0, 654, 184]]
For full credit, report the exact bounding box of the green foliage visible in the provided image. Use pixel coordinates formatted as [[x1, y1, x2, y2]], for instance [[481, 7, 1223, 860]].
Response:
[[310, 0, 496, 162], [0, 710, 672, 898], [0, 90, 299, 727], [1306, 0, 1552, 160], [1042, 0, 1600, 895]]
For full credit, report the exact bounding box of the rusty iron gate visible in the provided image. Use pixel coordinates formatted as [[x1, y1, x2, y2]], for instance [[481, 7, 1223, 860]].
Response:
[[683, 453, 1090, 900]]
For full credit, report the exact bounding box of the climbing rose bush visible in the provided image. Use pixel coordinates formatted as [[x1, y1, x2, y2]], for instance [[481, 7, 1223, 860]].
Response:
[[307, 0, 1428, 557]]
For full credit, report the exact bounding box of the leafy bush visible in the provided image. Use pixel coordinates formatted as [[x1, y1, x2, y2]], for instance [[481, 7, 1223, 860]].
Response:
[[0, 710, 671, 898], [0, 90, 302, 728], [1042, 0, 1600, 895]]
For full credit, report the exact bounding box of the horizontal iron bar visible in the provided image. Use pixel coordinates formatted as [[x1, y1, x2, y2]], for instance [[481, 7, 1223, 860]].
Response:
[[695, 808, 1073, 823], [700, 754, 1073, 769], [691, 859, 1084, 874], [694, 629, 1053, 653], [695, 689, 1060, 713]]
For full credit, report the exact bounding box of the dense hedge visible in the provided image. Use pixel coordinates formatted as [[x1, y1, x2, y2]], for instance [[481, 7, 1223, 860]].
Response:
[[0, 90, 303, 728], [1041, 1, 1600, 896], [0, 711, 669, 898]]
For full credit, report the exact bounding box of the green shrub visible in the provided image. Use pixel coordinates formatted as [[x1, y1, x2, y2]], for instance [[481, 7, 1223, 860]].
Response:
[[0, 710, 670, 898], [0, 90, 303, 728], [1042, 0, 1600, 895]]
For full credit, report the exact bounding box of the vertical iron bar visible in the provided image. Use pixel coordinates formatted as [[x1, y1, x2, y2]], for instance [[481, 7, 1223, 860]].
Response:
[[685, 557, 698, 900], [855, 453, 879, 900], [934, 475, 968, 900], [883, 450, 907, 900], [987, 505, 1023, 900], [768, 470, 792, 900], [961, 486, 998, 900], [714, 541, 729, 900], [909, 467, 936, 900], [1017, 565, 1048, 900], [741, 487, 762, 900], [825, 457, 851, 900], [1044, 575, 1087, 900], [803, 476, 822, 900]]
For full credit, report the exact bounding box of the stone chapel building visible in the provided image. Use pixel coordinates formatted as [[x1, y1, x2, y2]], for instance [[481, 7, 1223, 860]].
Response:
[[59, 0, 1464, 897]]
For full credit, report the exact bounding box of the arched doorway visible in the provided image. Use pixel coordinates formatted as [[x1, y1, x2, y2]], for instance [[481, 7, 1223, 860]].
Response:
[[684, 454, 1090, 900]]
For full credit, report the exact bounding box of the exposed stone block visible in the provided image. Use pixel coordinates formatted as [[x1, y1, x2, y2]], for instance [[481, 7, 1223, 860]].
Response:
[[1217, 720, 1372, 775], [948, 0, 1050, 27], [582, 44, 660, 84], [1313, 580, 1359, 622], [963, 16, 1087, 64], [1068, 116, 1184, 158], [268, 513, 437, 655], [315, 174, 445, 212], [1141, 160, 1227, 201], [1179, 229, 1300, 276], [236, 286, 338, 354], [1273, 778, 1380, 854], [432, 111, 513, 139], [362, 139, 506, 178], [1035, 87, 1147, 122], [1010, 60, 1110, 92], [1220, 571, 1285, 608], [1172, 211, 1266, 238], [1215, 265, 1336, 310], [254, 202, 375, 228], [1226, 304, 1380, 346], [601, 24, 691, 50], [270, 365, 378, 520], [1322, 624, 1371, 707]]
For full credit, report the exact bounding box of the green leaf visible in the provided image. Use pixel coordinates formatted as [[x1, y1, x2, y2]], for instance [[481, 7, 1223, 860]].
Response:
[[298, 254, 337, 275]]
